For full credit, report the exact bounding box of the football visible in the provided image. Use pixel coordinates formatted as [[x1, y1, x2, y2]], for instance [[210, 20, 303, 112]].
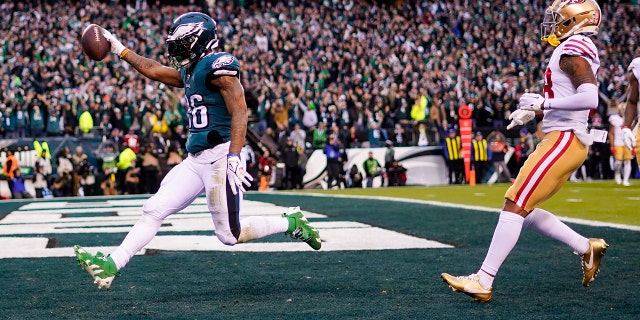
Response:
[[81, 24, 110, 61]]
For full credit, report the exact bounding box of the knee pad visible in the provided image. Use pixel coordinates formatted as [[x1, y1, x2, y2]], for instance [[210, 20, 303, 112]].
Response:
[[142, 195, 175, 220]]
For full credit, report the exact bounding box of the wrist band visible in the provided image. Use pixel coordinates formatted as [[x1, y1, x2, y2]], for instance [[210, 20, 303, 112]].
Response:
[[119, 48, 130, 59], [228, 153, 241, 157], [622, 126, 629, 129]]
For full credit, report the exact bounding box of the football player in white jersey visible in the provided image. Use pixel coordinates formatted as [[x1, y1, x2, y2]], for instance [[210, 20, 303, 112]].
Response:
[[442, 0, 608, 302], [622, 49, 640, 157], [73, 13, 321, 290], [609, 103, 632, 186]]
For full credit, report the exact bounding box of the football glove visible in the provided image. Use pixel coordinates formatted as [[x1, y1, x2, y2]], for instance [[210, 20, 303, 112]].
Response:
[[622, 127, 636, 150], [518, 93, 546, 111], [227, 153, 253, 195], [507, 109, 536, 130], [102, 29, 126, 56]]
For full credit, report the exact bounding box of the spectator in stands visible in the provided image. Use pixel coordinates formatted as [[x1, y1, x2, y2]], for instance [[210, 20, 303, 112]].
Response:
[[33, 163, 48, 198], [72, 146, 88, 196], [311, 122, 328, 150], [3, 107, 16, 138], [124, 128, 140, 154], [384, 140, 395, 173], [10, 168, 33, 199], [36, 149, 52, 177], [415, 122, 430, 147], [46, 105, 63, 137], [30, 105, 45, 138], [13, 105, 28, 138], [54, 147, 73, 197], [166, 144, 183, 172], [289, 123, 307, 153], [124, 163, 141, 195], [62, 103, 78, 136]]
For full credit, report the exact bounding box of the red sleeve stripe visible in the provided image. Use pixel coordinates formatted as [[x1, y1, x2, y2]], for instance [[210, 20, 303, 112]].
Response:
[[563, 40, 596, 61]]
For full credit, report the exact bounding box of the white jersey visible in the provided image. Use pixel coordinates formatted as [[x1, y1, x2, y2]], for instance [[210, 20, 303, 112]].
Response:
[[541, 35, 600, 145], [608, 113, 624, 146]]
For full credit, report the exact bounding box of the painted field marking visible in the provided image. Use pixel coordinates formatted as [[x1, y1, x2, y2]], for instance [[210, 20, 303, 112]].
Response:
[[0, 198, 452, 259]]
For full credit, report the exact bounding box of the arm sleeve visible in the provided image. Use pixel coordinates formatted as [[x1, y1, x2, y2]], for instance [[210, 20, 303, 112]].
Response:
[[543, 83, 598, 111]]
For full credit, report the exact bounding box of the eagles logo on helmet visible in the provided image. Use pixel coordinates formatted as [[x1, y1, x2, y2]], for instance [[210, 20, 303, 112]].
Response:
[[166, 12, 219, 68], [540, 0, 601, 47]]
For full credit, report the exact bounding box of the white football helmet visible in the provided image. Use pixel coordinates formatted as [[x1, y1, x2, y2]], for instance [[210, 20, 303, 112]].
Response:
[[540, 0, 601, 46]]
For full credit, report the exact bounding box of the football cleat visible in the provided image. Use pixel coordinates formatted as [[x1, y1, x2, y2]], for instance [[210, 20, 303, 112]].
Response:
[[74, 245, 120, 289], [283, 207, 321, 250], [441, 273, 492, 303], [580, 238, 608, 287]]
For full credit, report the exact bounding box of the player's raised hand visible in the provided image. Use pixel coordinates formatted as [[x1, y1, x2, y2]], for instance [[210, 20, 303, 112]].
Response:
[[507, 109, 535, 130], [227, 154, 253, 195], [102, 29, 126, 56], [621, 127, 636, 150], [518, 93, 546, 111]]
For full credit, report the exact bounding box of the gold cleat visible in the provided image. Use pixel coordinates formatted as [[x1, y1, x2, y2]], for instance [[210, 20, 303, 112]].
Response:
[[581, 238, 608, 287], [441, 273, 492, 303]]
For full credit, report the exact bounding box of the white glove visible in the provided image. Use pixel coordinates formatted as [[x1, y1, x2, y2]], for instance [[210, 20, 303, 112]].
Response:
[[518, 93, 546, 111], [621, 127, 637, 150], [507, 109, 536, 130], [227, 154, 253, 195], [102, 29, 126, 56]]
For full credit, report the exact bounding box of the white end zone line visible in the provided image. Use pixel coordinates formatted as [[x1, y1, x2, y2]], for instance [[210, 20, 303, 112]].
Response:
[[0, 198, 453, 259]]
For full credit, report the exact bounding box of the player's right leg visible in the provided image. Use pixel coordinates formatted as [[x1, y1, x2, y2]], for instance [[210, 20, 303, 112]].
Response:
[[75, 158, 205, 289]]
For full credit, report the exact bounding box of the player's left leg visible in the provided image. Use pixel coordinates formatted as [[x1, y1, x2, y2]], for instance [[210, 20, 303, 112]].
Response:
[[512, 131, 607, 286], [204, 150, 321, 250]]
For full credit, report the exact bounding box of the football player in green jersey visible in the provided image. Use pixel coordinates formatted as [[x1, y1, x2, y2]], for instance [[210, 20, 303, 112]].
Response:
[[74, 12, 321, 289]]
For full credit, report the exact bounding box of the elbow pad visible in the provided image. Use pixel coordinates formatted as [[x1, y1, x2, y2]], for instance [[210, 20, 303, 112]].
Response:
[[544, 83, 598, 110]]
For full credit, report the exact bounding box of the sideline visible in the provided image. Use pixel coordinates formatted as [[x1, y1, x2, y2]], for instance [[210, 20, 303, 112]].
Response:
[[273, 192, 640, 232]]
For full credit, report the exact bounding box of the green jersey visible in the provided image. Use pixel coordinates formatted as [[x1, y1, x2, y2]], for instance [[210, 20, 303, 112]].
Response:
[[181, 52, 240, 154]]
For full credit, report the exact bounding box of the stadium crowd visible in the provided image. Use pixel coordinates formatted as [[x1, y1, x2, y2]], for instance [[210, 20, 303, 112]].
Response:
[[0, 0, 639, 197]]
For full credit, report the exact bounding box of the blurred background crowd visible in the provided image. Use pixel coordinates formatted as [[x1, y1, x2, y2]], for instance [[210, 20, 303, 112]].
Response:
[[0, 0, 639, 198]]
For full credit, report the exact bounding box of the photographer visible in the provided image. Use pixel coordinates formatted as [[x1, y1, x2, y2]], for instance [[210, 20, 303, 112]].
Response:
[[52, 147, 73, 197]]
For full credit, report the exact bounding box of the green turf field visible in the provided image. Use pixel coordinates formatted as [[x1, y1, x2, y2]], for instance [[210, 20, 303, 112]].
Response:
[[0, 187, 638, 319]]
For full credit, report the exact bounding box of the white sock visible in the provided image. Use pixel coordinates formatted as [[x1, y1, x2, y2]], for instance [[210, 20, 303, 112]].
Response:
[[523, 208, 590, 255], [237, 216, 289, 243], [623, 160, 631, 182], [478, 211, 524, 289], [110, 214, 164, 270]]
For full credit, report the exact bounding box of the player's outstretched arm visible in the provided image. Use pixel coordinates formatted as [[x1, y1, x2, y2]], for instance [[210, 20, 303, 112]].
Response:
[[103, 30, 183, 88]]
